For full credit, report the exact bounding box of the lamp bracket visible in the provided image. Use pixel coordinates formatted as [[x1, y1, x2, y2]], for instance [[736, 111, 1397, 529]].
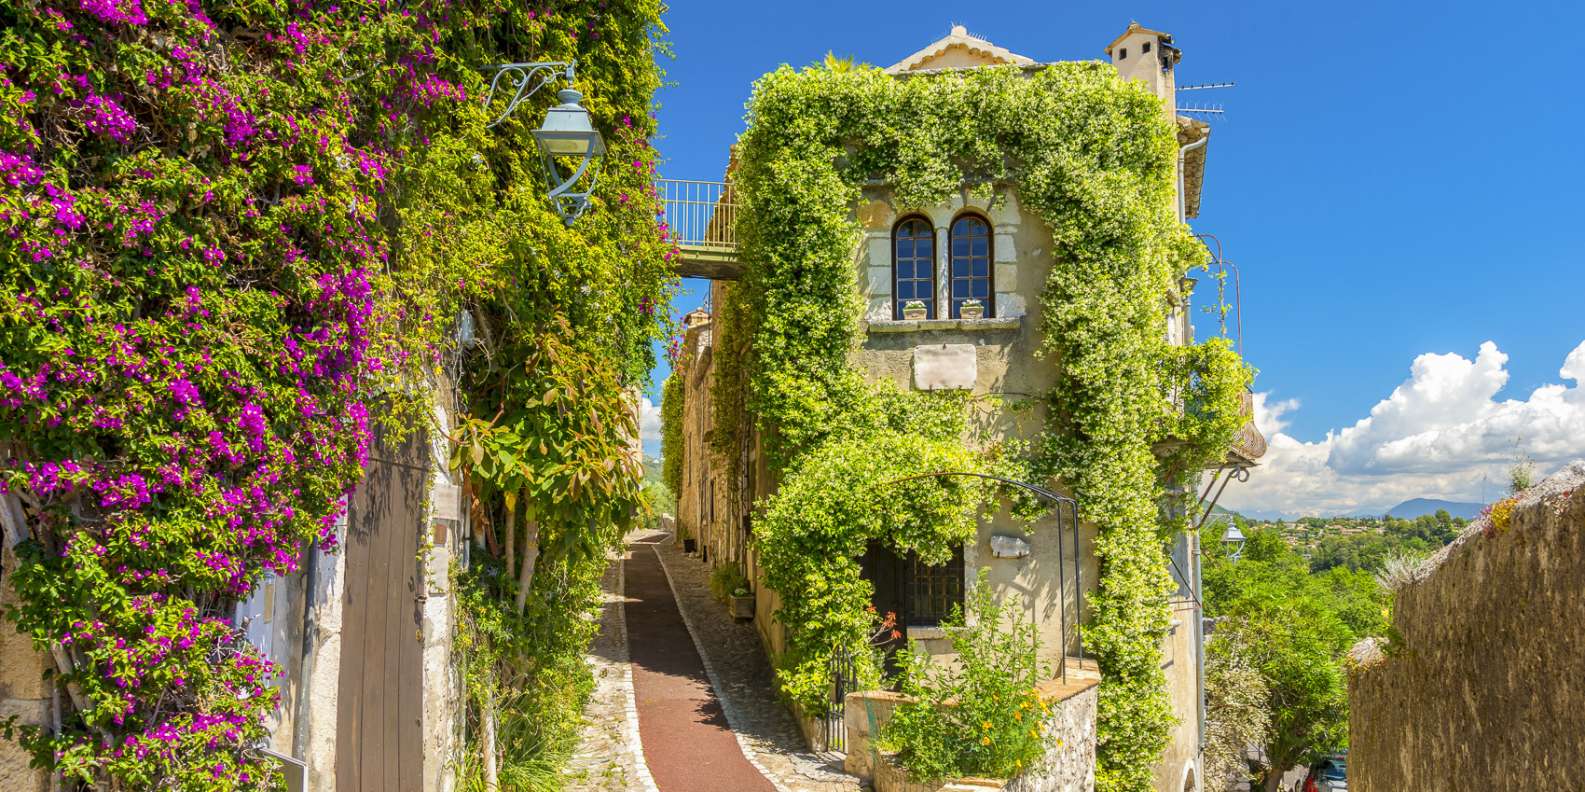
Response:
[[483, 61, 575, 128], [1193, 463, 1250, 534]]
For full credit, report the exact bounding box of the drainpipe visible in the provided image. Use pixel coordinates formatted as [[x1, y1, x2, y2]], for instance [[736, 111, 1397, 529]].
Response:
[[1177, 134, 1208, 225], [1194, 530, 1207, 756]]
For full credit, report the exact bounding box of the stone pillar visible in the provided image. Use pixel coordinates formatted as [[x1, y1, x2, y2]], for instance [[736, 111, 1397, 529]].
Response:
[[420, 397, 465, 792], [299, 516, 349, 790]]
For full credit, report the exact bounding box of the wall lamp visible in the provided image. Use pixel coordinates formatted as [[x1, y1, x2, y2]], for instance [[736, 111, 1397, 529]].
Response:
[[483, 61, 607, 225]]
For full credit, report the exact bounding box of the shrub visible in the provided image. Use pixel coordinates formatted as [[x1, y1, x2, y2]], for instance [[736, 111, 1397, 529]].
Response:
[[709, 562, 750, 602], [879, 572, 1053, 781]]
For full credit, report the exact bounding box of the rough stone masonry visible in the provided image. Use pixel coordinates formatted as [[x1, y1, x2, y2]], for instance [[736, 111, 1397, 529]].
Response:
[[1347, 460, 1585, 790]]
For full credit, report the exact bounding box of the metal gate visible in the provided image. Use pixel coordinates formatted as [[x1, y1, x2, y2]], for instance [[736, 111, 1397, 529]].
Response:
[[822, 645, 859, 752], [335, 428, 428, 792]]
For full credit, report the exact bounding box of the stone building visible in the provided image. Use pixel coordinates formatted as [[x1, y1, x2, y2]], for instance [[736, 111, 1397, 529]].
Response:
[[668, 23, 1262, 792]]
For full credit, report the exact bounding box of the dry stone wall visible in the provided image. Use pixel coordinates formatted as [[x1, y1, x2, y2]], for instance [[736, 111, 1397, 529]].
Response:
[[1348, 460, 1585, 791]]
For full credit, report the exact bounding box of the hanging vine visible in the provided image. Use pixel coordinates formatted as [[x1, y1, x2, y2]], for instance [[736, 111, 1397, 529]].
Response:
[[731, 62, 1250, 791]]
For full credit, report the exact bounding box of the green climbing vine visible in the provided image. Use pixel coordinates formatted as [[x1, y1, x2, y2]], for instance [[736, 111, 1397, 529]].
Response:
[[754, 385, 989, 709], [661, 370, 686, 498], [731, 61, 1250, 791]]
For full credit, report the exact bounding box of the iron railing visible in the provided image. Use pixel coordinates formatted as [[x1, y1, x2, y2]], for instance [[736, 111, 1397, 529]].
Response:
[[656, 178, 737, 251]]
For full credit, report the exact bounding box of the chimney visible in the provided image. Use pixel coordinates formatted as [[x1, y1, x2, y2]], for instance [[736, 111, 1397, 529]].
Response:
[[1106, 22, 1180, 120]]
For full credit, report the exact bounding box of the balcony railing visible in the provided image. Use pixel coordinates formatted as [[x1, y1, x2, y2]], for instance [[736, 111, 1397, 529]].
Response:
[[657, 178, 737, 252]]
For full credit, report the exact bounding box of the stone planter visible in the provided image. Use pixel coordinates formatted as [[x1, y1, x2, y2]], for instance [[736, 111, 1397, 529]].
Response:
[[902, 301, 928, 321], [959, 301, 985, 321], [729, 593, 755, 621], [845, 665, 1101, 792]]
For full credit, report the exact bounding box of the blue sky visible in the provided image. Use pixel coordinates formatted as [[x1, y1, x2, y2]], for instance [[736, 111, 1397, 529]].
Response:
[[640, 1, 1585, 516]]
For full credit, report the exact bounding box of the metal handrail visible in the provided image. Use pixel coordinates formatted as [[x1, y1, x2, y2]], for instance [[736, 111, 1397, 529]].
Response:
[[656, 178, 737, 251]]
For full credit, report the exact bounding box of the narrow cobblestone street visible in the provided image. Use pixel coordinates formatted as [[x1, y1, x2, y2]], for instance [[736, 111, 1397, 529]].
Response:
[[564, 529, 864, 792]]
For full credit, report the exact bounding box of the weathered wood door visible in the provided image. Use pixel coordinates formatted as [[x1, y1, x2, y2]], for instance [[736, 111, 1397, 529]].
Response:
[[335, 429, 427, 792]]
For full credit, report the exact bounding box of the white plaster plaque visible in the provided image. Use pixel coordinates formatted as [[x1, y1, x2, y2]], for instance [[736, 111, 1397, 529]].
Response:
[[866, 297, 893, 322], [912, 343, 977, 391], [990, 534, 1031, 559]]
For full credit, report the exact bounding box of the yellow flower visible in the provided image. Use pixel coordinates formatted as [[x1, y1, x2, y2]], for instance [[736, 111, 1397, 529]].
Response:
[[981, 736, 991, 746], [1028, 729, 1038, 739], [1014, 711, 1022, 721], [982, 721, 992, 730]]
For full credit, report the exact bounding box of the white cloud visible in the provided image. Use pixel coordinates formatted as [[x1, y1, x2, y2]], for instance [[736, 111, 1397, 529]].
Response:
[[638, 396, 662, 445], [1220, 340, 1585, 517]]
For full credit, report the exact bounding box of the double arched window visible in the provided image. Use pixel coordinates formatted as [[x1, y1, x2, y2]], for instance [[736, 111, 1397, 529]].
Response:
[[891, 214, 995, 321]]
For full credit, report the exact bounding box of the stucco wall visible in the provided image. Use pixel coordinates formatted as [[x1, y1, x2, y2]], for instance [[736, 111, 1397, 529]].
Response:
[[1151, 595, 1202, 792], [1348, 461, 1585, 791]]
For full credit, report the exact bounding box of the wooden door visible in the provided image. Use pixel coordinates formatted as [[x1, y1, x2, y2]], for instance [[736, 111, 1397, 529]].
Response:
[[335, 428, 427, 792]]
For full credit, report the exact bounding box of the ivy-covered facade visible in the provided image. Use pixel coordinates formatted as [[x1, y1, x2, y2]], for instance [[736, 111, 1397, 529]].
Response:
[[670, 23, 1260, 792]]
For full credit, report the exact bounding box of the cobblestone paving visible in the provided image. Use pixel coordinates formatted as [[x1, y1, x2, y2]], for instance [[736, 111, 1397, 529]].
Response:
[[651, 534, 866, 792], [562, 545, 657, 792]]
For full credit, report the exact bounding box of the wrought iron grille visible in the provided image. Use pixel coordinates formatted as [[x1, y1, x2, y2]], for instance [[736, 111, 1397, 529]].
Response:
[[656, 178, 736, 251], [906, 546, 965, 626]]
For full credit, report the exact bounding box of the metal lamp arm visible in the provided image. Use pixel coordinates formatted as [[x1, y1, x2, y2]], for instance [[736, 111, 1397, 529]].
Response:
[[484, 61, 575, 128]]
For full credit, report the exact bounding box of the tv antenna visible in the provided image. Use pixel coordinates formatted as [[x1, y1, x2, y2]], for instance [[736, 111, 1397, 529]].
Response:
[[1176, 81, 1235, 120]]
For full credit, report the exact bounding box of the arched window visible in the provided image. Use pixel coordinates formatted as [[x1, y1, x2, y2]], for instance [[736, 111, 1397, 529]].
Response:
[[949, 214, 993, 318], [892, 216, 936, 320]]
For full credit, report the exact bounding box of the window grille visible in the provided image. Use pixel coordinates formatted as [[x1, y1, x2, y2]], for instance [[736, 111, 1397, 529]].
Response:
[[949, 215, 993, 318], [907, 546, 965, 626], [893, 217, 936, 319]]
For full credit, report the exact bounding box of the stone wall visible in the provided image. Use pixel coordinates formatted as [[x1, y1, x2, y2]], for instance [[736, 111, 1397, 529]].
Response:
[[1348, 460, 1585, 791]]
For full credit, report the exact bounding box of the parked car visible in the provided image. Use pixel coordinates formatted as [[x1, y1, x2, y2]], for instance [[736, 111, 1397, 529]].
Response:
[[1302, 755, 1347, 792]]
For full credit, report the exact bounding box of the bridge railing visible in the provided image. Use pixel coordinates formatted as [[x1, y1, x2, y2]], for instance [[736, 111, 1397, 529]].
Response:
[[657, 178, 737, 251]]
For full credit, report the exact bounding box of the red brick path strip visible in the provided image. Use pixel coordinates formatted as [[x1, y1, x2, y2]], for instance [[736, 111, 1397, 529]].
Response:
[[625, 541, 778, 792]]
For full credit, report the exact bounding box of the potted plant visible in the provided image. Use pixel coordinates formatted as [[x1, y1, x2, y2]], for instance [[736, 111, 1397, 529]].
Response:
[[902, 299, 928, 321], [680, 532, 696, 554], [730, 587, 755, 621], [959, 298, 985, 321]]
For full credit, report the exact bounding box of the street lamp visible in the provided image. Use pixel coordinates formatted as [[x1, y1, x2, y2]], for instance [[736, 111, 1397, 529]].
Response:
[[532, 87, 606, 225], [1221, 521, 1247, 560]]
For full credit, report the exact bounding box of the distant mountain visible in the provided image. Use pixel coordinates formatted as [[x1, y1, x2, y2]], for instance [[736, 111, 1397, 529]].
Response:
[[1384, 498, 1485, 520]]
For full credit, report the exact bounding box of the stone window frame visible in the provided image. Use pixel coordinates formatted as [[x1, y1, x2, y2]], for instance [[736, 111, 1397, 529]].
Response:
[[862, 190, 1024, 326]]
